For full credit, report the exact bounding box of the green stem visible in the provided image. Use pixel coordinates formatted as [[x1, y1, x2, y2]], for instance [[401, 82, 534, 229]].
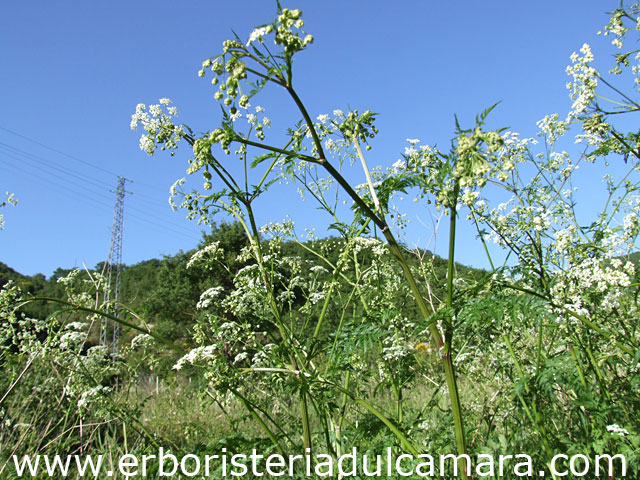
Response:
[[535, 319, 545, 376], [568, 344, 588, 390], [581, 342, 612, 403], [252, 138, 295, 197], [336, 370, 350, 457], [442, 182, 469, 479], [245, 204, 313, 452], [300, 391, 312, 455], [329, 383, 419, 456], [283, 82, 470, 468], [231, 388, 285, 455], [470, 208, 495, 271], [504, 334, 554, 459], [236, 135, 317, 162], [446, 187, 459, 313], [353, 133, 382, 215]]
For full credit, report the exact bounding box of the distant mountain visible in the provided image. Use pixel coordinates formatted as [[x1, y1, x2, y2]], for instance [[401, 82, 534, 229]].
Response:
[[0, 261, 29, 287], [627, 251, 640, 267], [0, 222, 488, 346]]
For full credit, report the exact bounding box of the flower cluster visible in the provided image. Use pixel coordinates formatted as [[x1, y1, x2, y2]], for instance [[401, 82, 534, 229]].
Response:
[[273, 8, 313, 55], [195, 7, 311, 143], [130, 98, 185, 155], [186, 241, 223, 270], [259, 218, 295, 239], [599, 7, 631, 49], [130, 333, 153, 350], [352, 236, 387, 256], [196, 286, 225, 310], [607, 424, 630, 437], [173, 345, 218, 371], [0, 191, 17, 230], [566, 44, 598, 118], [551, 256, 635, 318], [246, 25, 272, 47]]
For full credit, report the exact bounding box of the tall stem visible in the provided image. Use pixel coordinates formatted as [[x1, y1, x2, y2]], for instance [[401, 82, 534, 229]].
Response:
[[353, 134, 382, 215], [300, 391, 312, 455], [244, 201, 313, 452], [284, 83, 469, 467], [446, 188, 459, 312], [442, 183, 469, 479]]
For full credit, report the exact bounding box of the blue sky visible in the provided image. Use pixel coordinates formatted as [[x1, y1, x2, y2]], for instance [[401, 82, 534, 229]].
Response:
[[0, 1, 618, 277]]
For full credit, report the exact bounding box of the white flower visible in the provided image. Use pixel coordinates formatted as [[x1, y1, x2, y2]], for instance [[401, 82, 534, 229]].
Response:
[[607, 424, 629, 436], [187, 242, 222, 269], [353, 236, 386, 256], [233, 352, 249, 364], [392, 159, 406, 170], [65, 321, 88, 331], [238, 95, 250, 109], [404, 146, 417, 157], [59, 331, 85, 350], [173, 345, 218, 370], [460, 189, 479, 206], [78, 385, 112, 409], [308, 292, 325, 305], [149, 104, 162, 117], [246, 26, 271, 46], [131, 98, 183, 155], [259, 218, 295, 237], [197, 286, 225, 310], [139, 135, 155, 155], [324, 138, 336, 151], [565, 44, 598, 118], [131, 334, 153, 350]]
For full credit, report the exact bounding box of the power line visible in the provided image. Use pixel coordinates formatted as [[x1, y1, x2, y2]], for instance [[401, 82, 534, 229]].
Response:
[[0, 128, 209, 244], [0, 157, 201, 242], [0, 126, 122, 178], [0, 141, 114, 191], [0, 143, 200, 238], [0, 137, 189, 213], [0, 148, 116, 202], [0, 157, 115, 209], [0, 125, 178, 193]]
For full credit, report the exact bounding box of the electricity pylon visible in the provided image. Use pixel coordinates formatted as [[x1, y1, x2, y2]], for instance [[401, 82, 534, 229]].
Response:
[[100, 176, 131, 359]]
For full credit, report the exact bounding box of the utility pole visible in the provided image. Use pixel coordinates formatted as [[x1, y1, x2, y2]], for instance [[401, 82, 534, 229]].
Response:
[[100, 176, 131, 359]]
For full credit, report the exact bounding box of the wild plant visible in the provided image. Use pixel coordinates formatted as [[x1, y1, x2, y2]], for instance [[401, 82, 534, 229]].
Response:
[[0, 269, 166, 477], [127, 5, 508, 477], [0, 192, 17, 231], [130, 3, 640, 477]]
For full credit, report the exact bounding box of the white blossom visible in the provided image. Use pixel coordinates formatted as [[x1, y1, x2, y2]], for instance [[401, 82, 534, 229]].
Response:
[[173, 345, 218, 370], [246, 26, 271, 46], [187, 242, 222, 269], [607, 424, 629, 436]]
